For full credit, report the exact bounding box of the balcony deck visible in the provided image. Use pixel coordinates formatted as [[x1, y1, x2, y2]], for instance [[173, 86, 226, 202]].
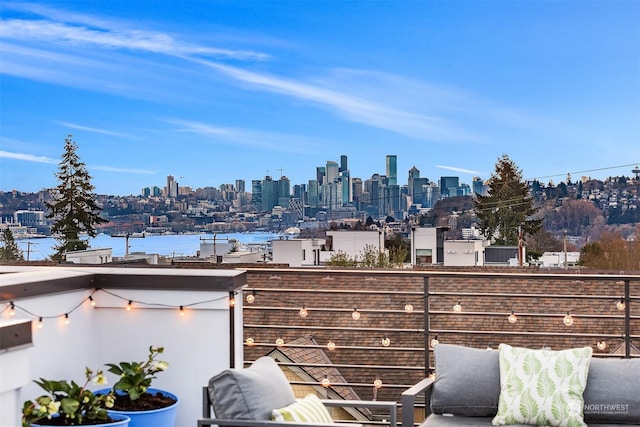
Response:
[[2, 265, 638, 426]]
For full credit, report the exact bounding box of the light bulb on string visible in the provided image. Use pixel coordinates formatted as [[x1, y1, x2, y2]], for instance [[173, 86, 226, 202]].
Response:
[[430, 335, 439, 347], [276, 337, 284, 347], [597, 340, 607, 351], [8, 302, 16, 317], [246, 292, 255, 304], [88, 295, 96, 306], [246, 337, 255, 347], [404, 303, 414, 313], [508, 311, 518, 324], [351, 308, 361, 320], [299, 306, 309, 318], [179, 306, 185, 317], [327, 340, 336, 351], [453, 301, 462, 312], [563, 312, 574, 327], [126, 300, 132, 311], [616, 298, 625, 311], [38, 317, 43, 329], [373, 377, 383, 389], [381, 336, 391, 347], [229, 295, 236, 308], [321, 376, 330, 388], [64, 313, 70, 325]]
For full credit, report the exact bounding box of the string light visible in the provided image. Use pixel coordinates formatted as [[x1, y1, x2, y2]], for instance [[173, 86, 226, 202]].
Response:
[[616, 298, 625, 311], [453, 301, 462, 313], [38, 317, 43, 329], [229, 296, 235, 308], [246, 337, 255, 346], [597, 340, 607, 351], [327, 340, 336, 351], [430, 335, 439, 347], [276, 337, 284, 347], [299, 306, 309, 318], [246, 292, 255, 304], [563, 312, 574, 326], [321, 376, 331, 387], [508, 311, 518, 324], [8, 302, 16, 317], [64, 313, 70, 325], [126, 300, 132, 311], [351, 308, 361, 320], [381, 336, 391, 347], [373, 377, 383, 389], [404, 303, 414, 313], [88, 295, 96, 306], [179, 306, 185, 317]]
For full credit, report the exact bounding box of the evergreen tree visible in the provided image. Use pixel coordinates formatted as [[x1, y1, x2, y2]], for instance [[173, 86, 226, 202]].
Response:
[[0, 228, 24, 261], [474, 154, 541, 245], [46, 135, 107, 260]]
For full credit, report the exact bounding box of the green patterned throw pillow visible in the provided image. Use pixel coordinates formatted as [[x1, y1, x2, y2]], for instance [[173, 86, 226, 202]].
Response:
[[492, 344, 592, 427], [272, 394, 333, 423]]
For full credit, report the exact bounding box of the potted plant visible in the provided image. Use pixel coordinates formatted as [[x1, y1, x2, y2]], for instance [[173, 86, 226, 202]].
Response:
[[97, 346, 178, 427], [21, 367, 130, 427]]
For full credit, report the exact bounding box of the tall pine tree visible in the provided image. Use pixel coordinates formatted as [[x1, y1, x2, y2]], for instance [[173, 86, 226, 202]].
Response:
[[0, 228, 24, 261], [46, 135, 106, 260], [474, 154, 541, 245]]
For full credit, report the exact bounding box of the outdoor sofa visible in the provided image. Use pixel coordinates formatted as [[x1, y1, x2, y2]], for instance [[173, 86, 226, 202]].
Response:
[[401, 344, 640, 427]]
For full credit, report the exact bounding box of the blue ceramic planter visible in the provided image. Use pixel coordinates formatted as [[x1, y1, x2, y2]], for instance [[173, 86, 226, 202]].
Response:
[[31, 413, 130, 426], [95, 388, 178, 427]]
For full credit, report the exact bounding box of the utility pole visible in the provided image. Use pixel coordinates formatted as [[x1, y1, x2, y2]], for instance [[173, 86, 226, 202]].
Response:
[[200, 234, 229, 263], [563, 229, 568, 269], [112, 232, 145, 258], [517, 226, 524, 267]]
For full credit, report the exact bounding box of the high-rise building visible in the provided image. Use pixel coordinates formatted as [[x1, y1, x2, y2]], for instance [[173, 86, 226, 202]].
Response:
[[235, 179, 245, 193], [340, 155, 348, 173], [166, 175, 179, 198], [251, 180, 262, 210], [277, 176, 291, 207], [326, 161, 339, 184], [386, 155, 398, 186], [307, 180, 320, 207], [261, 176, 276, 211], [439, 176, 459, 198], [472, 177, 487, 196]]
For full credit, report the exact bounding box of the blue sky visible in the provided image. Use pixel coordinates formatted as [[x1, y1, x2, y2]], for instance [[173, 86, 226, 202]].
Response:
[[1, 0, 639, 196]]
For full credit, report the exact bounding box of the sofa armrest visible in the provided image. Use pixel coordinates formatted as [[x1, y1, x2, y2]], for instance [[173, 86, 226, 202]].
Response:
[[400, 377, 434, 427], [197, 419, 362, 427], [322, 399, 397, 427]]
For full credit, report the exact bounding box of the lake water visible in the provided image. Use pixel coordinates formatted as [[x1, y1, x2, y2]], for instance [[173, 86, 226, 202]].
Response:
[[17, 232, 282, 261]]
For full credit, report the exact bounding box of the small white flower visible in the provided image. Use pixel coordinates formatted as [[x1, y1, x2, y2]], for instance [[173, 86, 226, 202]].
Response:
[[153, 361, 169, 371], [93, 373, 108, 385], [47, 401, 61, 416]]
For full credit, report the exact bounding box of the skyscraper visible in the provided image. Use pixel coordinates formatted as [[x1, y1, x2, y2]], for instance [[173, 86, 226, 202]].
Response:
[[386, 155, 397, 186], [340, 155, 348, 173]]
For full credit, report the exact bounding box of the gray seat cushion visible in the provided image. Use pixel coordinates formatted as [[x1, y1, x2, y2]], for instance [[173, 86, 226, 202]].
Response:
[[422, 414, 625, 427], [583, 357, 640, 425], [208, 356, 296, 420], [430, 344, 500, 417]]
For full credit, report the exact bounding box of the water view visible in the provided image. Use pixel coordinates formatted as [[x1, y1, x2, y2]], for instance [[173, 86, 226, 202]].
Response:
[[17, 232, 281, 261]]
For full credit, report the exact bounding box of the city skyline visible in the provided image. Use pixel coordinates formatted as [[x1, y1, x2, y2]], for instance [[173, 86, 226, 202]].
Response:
[[1, 1, 639, 196]]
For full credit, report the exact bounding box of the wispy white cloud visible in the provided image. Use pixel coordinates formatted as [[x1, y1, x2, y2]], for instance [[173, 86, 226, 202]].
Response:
[[91, 165, 155, 175], [435, 165, 483, 175], [167, 119, 316, 154], [0, 150, 57, 164], [0, 17, 270, 61], [195, 60, 477, 143], [57, 121, 132, 138]]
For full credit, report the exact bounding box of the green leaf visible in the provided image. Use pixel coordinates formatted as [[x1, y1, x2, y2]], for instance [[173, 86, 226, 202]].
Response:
[[519, 389, 538, 421], [536, 369, 556, 401]]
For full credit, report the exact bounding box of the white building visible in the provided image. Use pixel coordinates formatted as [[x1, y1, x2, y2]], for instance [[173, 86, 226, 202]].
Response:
[[65, 248, 113, 264], [410, 227, 448, 265], [443, 240, 487, 267]]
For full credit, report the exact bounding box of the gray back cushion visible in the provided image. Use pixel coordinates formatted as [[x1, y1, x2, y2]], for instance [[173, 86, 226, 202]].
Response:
[[431, 344, 500, 417], [583, 357, 640, 424], [208, 356, 296, 420]]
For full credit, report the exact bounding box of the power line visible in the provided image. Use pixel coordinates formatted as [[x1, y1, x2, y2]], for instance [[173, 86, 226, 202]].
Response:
[[527, 163, 639, 181]]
